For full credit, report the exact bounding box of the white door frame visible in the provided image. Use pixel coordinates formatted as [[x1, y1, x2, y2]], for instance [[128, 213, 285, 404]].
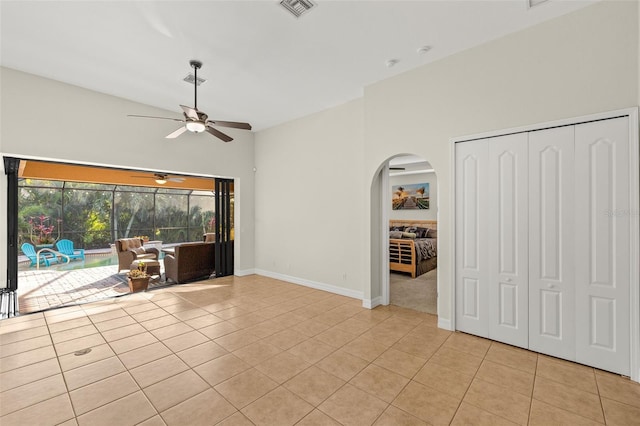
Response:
[[381, 164, 390, 306], [450, 107, 639, 382]]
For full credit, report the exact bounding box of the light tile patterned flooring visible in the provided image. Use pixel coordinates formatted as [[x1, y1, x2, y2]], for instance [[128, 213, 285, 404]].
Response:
[[1, 275, 639, 426]]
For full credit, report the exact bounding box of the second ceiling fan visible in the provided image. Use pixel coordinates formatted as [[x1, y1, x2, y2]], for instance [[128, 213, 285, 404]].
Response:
[[128, 60, 252, 142]]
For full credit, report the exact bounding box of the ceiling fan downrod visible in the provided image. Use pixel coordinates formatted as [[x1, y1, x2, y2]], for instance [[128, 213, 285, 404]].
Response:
[[190, 60, 202, 110]]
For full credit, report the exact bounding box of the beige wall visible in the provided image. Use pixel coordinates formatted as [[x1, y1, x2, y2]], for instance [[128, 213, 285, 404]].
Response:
[[255, 0, 639, 322], [0, 68, 256, 280], [254, 98, 365, 297]]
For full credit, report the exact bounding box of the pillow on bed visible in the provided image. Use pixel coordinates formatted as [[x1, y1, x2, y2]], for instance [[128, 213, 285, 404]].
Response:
[[390, 226, 404, 232], [427, 228, 437, 239], [415, 227, 430, 238], [404, 226, 417, 234], [389, 231, 404, 239], [401, 232, 417, 239]]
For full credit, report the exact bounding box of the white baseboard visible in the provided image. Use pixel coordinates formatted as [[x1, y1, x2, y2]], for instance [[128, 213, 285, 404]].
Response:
[[234, 269, 256, 277], [438, 317, 453, 331], [254, 269, 363, 300], [362, 296, 382, 309]]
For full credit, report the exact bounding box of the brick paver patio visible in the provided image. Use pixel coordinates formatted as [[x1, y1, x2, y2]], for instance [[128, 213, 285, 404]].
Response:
[[17, 260, 167, 314]]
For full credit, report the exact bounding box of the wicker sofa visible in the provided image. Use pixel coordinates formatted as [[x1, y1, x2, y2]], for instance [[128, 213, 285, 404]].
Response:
[[115, 238, 160, 272], [164, 242, 215, 284]]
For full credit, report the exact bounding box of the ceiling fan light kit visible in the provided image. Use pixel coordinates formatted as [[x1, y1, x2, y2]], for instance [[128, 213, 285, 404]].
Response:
[[131, 173, 185, 185], [185, 121, 206, 133], [128, 60, 251, 142]]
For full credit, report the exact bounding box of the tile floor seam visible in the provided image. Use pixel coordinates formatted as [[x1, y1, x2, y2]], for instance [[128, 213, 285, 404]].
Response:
[[156, 395, 197, 426], [69, 377, 142, 418], [188, 354, 243, 400], [141, 372, 212, 415], [307, 383, 346, 409], [443, 334, 494, 426], [593, 367, 608, 425], [353, 362, 409, 420], [0, 334, 53, 359], [529, 396, 607, 426], [101, 328, 154, 357], [461, 400, 524, 426], [531, 377, 607, 424], [126, 353, 189, 389], [213, 411, 244, 425], [392, 333, 448, 382], [0, 393, 74, 422], [40, 309, 83, 423], [526, 354, 541, 425], [534, 361, 601, 396], [345, 323, 445, 423], [0, 376, 68, 417], [312, 382, 359, 425], [369, 401, 392, 426], [75, 389, 160, 424]]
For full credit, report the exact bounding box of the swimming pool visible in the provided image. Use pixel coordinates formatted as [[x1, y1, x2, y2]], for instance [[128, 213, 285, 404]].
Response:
[[18, 254, 118, 272]]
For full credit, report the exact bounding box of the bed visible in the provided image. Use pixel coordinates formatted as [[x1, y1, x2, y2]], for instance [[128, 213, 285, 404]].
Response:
[[389, 219, 437, 278]]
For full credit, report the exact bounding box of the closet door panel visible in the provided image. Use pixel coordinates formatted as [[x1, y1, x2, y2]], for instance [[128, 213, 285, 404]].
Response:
[[456, 139, 490, 336], [488, 133, 529, 348], [575, 117, 630, 375], [528, 126, 575, 360]]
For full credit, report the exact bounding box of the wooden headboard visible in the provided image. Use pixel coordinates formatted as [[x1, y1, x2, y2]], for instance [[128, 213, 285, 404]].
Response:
[[389, 219, 437, 231]]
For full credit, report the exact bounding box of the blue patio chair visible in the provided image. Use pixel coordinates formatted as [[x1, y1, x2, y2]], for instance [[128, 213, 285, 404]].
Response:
[[21, 243, 59, 267], [55, 239, 85, 261]]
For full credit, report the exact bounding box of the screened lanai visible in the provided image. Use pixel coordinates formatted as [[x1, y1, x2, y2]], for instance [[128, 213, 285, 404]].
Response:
[[11, 159, 233, 314], [19, 179, 218, 250]]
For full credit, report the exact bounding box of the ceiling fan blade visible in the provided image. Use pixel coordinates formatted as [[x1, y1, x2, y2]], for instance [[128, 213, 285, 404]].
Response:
[[180, 105, 199, 120], [207, 120, 252, 131], [128, 114, 184, 122], [167, 177, 186, 183], [206, 126, 233, 142], [166, 127, 187, 139]]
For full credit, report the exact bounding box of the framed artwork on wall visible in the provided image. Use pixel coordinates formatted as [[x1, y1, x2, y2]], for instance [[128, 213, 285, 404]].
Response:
[[392, 183, 429, 210]]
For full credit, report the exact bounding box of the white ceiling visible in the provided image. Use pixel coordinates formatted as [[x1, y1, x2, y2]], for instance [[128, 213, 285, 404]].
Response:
[[0, 0, 597, 131], [389, 154, 432, 175]]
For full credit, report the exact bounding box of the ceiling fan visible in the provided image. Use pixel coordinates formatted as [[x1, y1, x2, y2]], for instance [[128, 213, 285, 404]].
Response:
[[128, 60, 252, 142], [131, 173, 185, 185]]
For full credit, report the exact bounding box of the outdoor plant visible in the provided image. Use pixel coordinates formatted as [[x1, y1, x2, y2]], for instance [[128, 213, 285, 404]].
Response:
[[28, 215, 60, 245], [127, 262, 149, 278]]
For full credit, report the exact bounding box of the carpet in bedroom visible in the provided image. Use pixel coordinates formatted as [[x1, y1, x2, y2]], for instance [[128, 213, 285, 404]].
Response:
[[390, 268, 437, 315]]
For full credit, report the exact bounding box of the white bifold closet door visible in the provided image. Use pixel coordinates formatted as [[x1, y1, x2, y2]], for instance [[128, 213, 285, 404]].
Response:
[[455, 139, 490, 337], [455, 116, 631, 375], [488, 133, 529, 348], [574, 117, 630, 376], [528, 126, 576, 361]]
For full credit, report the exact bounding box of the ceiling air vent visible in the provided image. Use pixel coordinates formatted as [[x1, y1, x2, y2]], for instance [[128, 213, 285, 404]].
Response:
[[183, 73, 206, 86], [279, 0, 316, 18]]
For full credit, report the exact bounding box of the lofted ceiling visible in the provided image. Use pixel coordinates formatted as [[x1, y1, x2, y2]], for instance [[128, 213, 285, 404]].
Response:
[[1, 0, 597, 131]]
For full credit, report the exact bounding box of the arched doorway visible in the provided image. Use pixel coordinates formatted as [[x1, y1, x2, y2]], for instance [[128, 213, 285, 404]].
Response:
[[370, 154, 439, 315], [388, 155, 438, 313]]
